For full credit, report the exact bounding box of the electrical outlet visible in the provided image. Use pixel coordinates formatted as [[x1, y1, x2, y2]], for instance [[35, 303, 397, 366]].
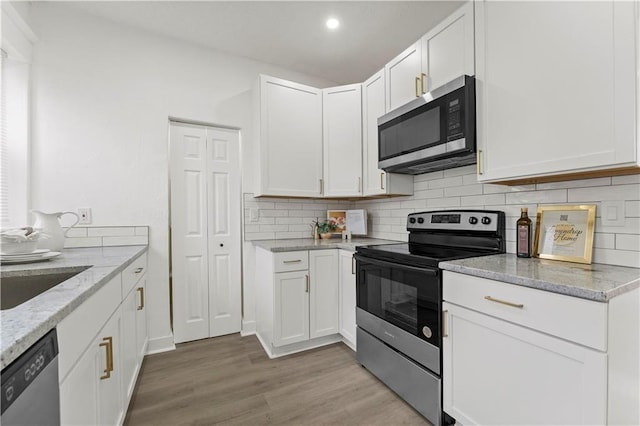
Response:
[[600, 201, 625, 227], [78, 208, 92, 224]]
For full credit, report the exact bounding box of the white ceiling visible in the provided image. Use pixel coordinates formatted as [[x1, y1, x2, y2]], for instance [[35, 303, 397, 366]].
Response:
[[57, 1, 465, 84]]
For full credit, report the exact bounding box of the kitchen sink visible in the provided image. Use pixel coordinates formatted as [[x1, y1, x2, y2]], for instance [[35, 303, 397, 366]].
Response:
[[1, 267, 90, 310]]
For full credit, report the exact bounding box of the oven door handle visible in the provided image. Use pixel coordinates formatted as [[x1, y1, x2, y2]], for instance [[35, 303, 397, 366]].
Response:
[[353, 254, 438, 276]]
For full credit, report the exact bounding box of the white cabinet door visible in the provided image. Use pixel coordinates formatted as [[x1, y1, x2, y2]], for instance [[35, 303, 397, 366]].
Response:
[[442, 302, 607, 425], [322, 84, 363, 197], [60, 341, 100, 426], [258, 75, 323, 197], [362, 69, 413, 196], [135, 278, 148, 362], [309, 250, 339, 339], [421, 1, 474, 92], [385, 41, 422, 111], [475, 0, 637, 182], [338, 250, 356, 349], [120, 286, 138, 405], [98, 312, 124, 426], [274, 270, 310, 347]]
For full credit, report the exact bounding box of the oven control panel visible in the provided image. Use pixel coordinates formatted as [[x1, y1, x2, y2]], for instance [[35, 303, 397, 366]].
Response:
[[407, 210, 502, 232]]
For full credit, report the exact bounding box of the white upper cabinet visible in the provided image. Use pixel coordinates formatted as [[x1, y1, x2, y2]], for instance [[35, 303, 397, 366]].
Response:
[[475, 1, 638, 183], [322, 84, 363, 197], [255, 75, 323, 197], [421, 1, 475, 93], [385, 2, 475, 112], [362, 69, 413, 196], [385, 41, 423, 111]]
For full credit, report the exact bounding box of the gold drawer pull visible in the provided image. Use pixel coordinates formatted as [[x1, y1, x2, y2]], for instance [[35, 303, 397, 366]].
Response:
[[484, 296, 524, 309], [305, 274, 310, 293], [421, 73, 427, 94], [380, 172, 385, 190], [137, 287, 145, 310], [283, 259, 302, 264], [134, 267, 144, 274], [99, 336, 114, 380], [442, 310, 448, 338], [414, 76, 420, 97]]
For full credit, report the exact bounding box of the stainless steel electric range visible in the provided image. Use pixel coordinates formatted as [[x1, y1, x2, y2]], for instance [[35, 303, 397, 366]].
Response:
[[354, 210, 505, 426]]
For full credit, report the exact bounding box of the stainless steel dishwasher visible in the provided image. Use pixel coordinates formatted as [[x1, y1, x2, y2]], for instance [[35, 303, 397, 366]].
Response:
[[1, 329, 60, 425]]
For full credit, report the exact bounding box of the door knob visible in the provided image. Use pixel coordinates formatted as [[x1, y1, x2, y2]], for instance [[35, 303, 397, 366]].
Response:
[[220, 243, 224, 247]]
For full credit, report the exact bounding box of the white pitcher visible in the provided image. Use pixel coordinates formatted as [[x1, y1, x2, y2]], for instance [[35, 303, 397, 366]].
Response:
[[32, 210, 80, 251]]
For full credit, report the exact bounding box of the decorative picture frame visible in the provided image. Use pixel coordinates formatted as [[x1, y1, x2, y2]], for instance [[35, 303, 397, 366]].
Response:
[[327, 210, 347, 234], [533, 204, 596, 264]]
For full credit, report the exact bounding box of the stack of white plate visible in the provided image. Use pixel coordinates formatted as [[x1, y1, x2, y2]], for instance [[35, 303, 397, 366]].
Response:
[[0, 249, 61, 264]]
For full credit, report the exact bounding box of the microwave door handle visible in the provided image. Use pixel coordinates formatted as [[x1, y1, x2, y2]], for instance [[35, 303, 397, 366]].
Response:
[[353, 254, 438, 276]]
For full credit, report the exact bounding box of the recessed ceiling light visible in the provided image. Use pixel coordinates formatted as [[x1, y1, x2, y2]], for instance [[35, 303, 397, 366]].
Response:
[[326, 18, 340, 30]]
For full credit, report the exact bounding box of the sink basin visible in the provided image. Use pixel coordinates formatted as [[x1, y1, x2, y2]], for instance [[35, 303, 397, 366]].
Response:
[[1, 267, 90, 310]]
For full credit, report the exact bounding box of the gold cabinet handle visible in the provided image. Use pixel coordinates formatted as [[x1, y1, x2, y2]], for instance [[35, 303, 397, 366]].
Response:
[[484, 296, 524, 309], [380, 172, 385, 190], [99, 336, 113, 380], [305, 274, 310, 293], [421, 73, 427, 94], [414, 76, 420, 97], [477, 150, 483, 175], [137, 287, 145, 310], [352, 255, 356, 275], [134, 267, 144, 274], [283, 259, 302, 264], [442, 310, 448, 338], [319, 178, 323, 194]]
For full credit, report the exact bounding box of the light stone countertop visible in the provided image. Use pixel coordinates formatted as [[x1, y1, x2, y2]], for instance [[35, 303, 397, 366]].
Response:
[[1, 245, 148, 369], [440, 254, 640, 302], [252, 237, 402, 252]]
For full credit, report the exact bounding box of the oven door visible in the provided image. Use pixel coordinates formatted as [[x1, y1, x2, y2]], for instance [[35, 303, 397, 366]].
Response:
[[354, 254, 441, 372]]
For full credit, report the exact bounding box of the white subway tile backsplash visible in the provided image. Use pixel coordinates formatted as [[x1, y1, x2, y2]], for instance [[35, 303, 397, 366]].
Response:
[[505, 190, 567, 205], [259, 224, 289, 232], [616, 234, 640, 251], [414, 170, 443, 182], [460, 193, 506, 206], [260, 210, 289, 217], [593, 248, 640, 268], [445, 184, 483, 197], [87, 227, 136, 237], [594, 233, 615, 249], [536, 177, 611, 190], [64, 237, 103, 248], [103, 236, 148, 247], [627, 201, 640, 217], [135, 227, 149, 236], [569, 184, 640, 202], [612, 175, 640, 185], [65, 227, 87, 238], [429, 176, 464, 189], [444, 164, 476, 177], [427, 197, 461, 208]]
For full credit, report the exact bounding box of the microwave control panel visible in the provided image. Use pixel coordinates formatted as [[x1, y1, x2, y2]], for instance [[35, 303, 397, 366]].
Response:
[[446, 91, 465, 141]]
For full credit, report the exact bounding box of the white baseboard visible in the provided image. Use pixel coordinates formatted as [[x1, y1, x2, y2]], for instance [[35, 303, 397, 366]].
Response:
[[241, 320, 256, 336], [256, 333, 342, 359], [146, 334, 176, 355]]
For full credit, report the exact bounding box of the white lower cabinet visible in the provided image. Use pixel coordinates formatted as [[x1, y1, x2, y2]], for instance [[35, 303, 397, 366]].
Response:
[[442, 302, 607, 425], [60, 310, 123, 426], [338, 250, 356, 350], [58, 252, 148, 426], [256, 248, 341, 357], [442, 270, 639, 425]]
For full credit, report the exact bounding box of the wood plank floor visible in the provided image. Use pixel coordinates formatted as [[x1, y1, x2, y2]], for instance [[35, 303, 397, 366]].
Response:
[[124, 334, 429, 425]]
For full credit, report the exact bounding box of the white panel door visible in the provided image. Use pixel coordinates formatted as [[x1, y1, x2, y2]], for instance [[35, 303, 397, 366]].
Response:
[[309, 250, 339, 339], [170, 123, 210, 343], [442, 302, 607, 425], [384, 41, 422, 111], [322, 84, 362, 197], [206, 127, 242, 337], [274, 270, 310, 347], [421, 2, 474, 92], [171, 122, 242, 344]]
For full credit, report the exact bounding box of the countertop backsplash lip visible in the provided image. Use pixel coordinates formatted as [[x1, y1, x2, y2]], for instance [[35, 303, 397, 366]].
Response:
[[0, 245, 148, 370], [440, 253, 640, 302]]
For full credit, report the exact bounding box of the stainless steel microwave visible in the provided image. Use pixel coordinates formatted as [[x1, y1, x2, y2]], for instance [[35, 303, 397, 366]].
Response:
[[378, 75, 476, 175]]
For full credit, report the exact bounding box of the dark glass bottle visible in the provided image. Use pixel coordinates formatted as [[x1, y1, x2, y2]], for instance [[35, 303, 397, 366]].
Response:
[[516, 208, 532, 258]]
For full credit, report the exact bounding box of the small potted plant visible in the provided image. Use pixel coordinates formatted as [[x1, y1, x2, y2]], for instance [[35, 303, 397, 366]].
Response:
[[317, 221, 337, 239]]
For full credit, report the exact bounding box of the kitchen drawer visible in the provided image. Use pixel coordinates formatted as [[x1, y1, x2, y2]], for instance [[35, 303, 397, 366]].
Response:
[[122, 253, 147, 296], [273, 251, 308, 273], [443, 271, 608, 351], [58, 273, 122, 382]]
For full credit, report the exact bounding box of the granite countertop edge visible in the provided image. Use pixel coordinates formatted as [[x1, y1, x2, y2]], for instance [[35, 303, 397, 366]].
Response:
[[252, 237, 402, 252], [440, 255, 640, 302], [1, 245, 148, 369]]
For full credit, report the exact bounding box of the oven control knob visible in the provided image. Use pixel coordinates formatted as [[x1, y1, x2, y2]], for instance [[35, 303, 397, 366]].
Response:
[[422, 326, 433, 339], [409, 217, 416, 224], [417, 217, 424, 224], [481, 216, 492, 225], [469, 216, 478, 225]]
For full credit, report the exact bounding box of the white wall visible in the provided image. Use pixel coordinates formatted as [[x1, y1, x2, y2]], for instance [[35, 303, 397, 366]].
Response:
[[29, 3, 335, 350]]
